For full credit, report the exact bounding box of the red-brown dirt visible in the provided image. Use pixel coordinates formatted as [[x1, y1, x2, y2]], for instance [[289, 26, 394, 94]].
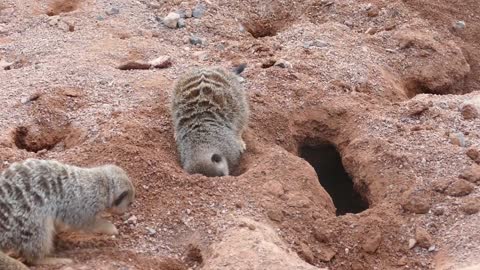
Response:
[[0, 0, 479, 269]]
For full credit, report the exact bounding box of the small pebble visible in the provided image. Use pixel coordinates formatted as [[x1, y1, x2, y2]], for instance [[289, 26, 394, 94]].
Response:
[[148, 55, 172, 69], [177, 18, 186, 28], [432, 206, 445, 216], [460, 164, 480, 184], [449, 132, 466, 147], [192, 3, 206, 18], [0, 58, 14, 70], [48, 16, 60, 26], [397, 256, 408, 266], [106, 7, 120, 16], [365, 27, 378, 35], [125, 215, 138, 224], [446, 179, 474, 197], [428, 245, 436, 252], [415, 227, 432, 248], [367, 5, 380, 17], [460, 198, 480, 215], [274, 59, 292, 69], [146, 227, 157, 236], [299, 243, 314, 264], [460, 97, 480, 120], [408, 238, 416, 249], [453, 20, 466, 31], [20, 93, 40, 104], [189, 36, 203, 45], [466, 148, 480, 164], [163, 12, 180, 29], [317, 246, 336, 262]]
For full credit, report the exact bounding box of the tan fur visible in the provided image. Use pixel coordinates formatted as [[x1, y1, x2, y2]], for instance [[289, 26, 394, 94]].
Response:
[[0, 159, 135, 267], [171, 66, 249, 177]]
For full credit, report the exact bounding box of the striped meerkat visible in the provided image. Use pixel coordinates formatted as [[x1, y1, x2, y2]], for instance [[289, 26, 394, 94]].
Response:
[[0, 158, 135, 268], [171, 64, 249, 177]]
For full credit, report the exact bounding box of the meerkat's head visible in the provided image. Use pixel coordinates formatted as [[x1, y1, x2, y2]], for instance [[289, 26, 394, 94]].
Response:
[[100, 165, 135, 215], [184, 150, 230, 177]]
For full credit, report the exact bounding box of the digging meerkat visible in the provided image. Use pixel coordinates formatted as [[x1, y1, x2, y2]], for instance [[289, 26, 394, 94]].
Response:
[[171, 64, 249, 177], [0, 158, 135, 268]]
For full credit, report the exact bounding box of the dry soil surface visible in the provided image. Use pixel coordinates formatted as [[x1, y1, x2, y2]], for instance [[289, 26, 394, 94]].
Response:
[[0, 0, 480, 269]]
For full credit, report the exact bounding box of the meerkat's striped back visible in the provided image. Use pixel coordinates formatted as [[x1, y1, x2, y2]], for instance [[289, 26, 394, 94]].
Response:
[[0, 159, 68, 233], [171, 65, 249, 177], [172, 67, 248, 142]]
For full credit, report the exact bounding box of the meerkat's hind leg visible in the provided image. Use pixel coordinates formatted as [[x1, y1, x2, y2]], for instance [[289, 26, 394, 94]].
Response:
[[89, 217, 119, 235], [23, 218, 72, 266]]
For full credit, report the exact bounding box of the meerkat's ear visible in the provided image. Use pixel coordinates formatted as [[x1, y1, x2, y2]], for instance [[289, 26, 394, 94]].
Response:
[[114, 191, 129, 206], [232, 63, 246, 75], [211, 154, 222, 163]]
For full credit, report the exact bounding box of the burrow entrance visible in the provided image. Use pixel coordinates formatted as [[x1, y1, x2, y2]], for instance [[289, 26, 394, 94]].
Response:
[[13, 125, 84, 153], [299, 143, 369, 216]]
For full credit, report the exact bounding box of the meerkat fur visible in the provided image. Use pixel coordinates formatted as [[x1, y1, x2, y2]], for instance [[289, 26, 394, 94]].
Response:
[[171, 65, 249, 177], [0, 158, 135, 268]]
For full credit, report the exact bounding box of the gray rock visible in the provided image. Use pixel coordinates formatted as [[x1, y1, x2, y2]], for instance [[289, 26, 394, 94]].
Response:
[[189, 35, 203, 45], [453, 20, 466, 31], [106, 7, 120, 16], [178, 18, 186, 28], [192, 3, 206, 18], [163, 12, 180, 28], [177, 8, 193, 18]]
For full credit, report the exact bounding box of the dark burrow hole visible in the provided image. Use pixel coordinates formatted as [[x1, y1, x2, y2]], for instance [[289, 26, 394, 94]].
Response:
[[13, 126, 60, 152], [12, 125, 83, 153], [299, 143, 369, 216]]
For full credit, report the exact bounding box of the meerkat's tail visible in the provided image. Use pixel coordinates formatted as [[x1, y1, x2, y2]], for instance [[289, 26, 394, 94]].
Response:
[[232, 63, 247, 75], [0, 252, 30, 270]]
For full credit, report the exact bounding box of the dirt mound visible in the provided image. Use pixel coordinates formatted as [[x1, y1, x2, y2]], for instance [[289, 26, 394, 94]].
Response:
[[0, 0, 479, 269], [202, 217, 327, 270]]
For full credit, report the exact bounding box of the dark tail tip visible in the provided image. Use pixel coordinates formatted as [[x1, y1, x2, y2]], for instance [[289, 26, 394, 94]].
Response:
[[211, 153, 222, 163], [232, 63, 247, 75]]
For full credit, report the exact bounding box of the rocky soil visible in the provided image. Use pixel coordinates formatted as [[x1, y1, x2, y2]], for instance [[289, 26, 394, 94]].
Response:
[[0, 0, 479, 269]]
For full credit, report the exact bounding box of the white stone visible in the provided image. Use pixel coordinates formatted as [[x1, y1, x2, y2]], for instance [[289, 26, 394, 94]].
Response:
[[163, 12, 180, 29]]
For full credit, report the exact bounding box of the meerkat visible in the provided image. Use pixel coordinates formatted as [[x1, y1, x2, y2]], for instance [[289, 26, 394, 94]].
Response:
[[0, 158, 135, 268], [171, 64, 249, 177]]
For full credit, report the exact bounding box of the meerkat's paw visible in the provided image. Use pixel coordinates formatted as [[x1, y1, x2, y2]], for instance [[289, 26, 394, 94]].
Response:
[[31, 257, 73, 266], [239, 138, 247, 153], [91, 218, 119, 235]]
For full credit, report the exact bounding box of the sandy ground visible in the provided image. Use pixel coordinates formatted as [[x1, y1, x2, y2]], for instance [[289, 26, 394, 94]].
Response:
[[0, 0, 479, 269]]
